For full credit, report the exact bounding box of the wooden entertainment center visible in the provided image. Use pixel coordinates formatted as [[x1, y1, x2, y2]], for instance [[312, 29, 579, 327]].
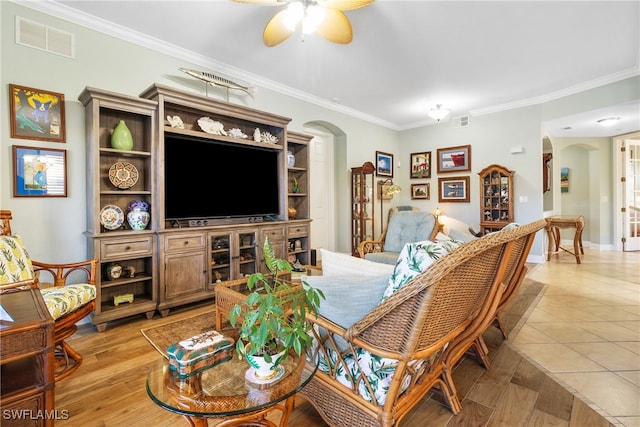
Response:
[[80, 84, 311, 331]]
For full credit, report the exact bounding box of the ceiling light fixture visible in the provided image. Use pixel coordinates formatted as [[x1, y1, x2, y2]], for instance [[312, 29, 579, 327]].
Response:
[[283, 2, 324, 34], [596, 117, 620, 127], [234, 0, 373, 47], [428, 104, 450, 122]]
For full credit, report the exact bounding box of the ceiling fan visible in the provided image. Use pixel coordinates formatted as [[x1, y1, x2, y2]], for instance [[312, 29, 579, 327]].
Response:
[[232, 0, 374, 47]]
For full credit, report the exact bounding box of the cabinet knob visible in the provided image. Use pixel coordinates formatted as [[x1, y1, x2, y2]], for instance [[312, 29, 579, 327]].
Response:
[[184, 241, 189, 245], [125, 246, 131, 251]]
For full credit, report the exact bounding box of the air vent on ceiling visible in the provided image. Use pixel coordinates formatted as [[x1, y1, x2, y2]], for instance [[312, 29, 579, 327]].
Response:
[[16, 17, 75, 58], [452, 115, 470, 128]]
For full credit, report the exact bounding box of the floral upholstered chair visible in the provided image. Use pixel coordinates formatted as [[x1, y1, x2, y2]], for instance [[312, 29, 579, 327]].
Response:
[[0, 210, 97, 381]]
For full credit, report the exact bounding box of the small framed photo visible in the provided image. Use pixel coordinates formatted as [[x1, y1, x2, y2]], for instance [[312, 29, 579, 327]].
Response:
[[9, 84, 66, 143], [13, 145, 67, 197], [437, 145, 471, 174], [375, 151, 394, 177], [411, 183, 430, 200], [438, 176, 470, 203], [410, 151, 431, 179]]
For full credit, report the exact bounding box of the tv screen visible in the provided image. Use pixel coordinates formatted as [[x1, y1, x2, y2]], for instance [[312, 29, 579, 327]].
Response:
[[164, 134, 280, 220]]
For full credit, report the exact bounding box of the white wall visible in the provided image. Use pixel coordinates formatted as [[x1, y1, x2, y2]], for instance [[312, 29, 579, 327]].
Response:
[[398, 106, 547, 258], [549, 137, 614, 247]]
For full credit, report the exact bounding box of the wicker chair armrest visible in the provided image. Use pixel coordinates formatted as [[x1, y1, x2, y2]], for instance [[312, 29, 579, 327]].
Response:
[[308, 313, 404, 360], [32, 259, 98, 288], [357, 240, 384, 257]]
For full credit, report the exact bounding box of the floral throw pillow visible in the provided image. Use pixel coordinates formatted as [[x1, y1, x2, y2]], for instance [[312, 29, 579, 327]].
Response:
[[380, 239, 464, 302]]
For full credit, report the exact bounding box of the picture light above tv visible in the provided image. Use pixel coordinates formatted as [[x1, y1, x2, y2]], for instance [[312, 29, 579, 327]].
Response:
[[164, 134, 281, 225]]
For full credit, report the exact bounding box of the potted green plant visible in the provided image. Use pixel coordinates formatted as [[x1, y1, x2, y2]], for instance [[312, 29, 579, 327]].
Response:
[[229, 237, 324, 380]]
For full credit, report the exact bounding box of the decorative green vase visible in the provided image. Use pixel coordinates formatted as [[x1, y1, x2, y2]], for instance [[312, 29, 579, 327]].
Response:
[[111, 120, 133, 150]]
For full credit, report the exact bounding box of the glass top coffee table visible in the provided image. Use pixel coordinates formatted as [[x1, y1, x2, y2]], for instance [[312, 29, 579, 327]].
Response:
[[146, 342, 318, 427]]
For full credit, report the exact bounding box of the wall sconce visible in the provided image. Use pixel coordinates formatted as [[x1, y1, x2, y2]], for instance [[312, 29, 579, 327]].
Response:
[[378, 179, 401, 235]]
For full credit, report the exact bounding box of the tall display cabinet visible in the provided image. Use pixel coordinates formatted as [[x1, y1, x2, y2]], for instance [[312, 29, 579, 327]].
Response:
[[351, 162, 375, 256], [79, 87, 158, 332], [82, 83, 313, 326], [478, 164, 515, 234]]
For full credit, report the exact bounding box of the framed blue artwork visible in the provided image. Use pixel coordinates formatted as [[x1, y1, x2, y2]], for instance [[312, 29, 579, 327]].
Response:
[[376, 151, 393, 177], [13, 145, 67, 197]]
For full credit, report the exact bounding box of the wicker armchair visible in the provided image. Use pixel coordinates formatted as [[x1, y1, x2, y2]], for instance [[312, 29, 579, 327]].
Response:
[[300, 219, 545, 427], [0, 210, 98, 381], [444, 220, 546, 377], [358, 207, 442, 264]]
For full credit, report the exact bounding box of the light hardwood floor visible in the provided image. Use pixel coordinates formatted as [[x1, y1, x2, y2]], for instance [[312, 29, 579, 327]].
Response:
[[53, 248, 637, 426]]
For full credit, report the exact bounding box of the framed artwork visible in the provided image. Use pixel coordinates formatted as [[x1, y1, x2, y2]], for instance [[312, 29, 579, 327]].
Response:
[[410, 151, 431, 179], [437, 145, 471, 174], [375, 151, 393, 177], [560, 167, 569, 193], [411, 183, 430, 200], [438, 176, 470, 202], [9, 84, 66, 143], [13, 145, 67, 197]]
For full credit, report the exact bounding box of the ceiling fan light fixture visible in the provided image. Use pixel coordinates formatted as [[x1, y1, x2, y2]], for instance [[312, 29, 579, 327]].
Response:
[[284, 2, 304, 30], [302, 5, 324, 34], [596, 117, 620, 127], [428, 104, 450, 122]]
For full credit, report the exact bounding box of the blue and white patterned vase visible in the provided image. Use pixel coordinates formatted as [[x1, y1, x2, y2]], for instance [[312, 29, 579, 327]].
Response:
[[127, 200, 150, 230]]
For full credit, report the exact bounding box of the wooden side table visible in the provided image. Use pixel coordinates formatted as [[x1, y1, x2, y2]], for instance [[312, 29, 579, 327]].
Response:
[[0, 287, 55, 426], [545, 216, 585, 264]]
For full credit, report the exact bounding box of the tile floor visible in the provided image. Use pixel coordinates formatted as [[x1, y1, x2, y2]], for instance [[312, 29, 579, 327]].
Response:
[[512, 248, 640, 427]]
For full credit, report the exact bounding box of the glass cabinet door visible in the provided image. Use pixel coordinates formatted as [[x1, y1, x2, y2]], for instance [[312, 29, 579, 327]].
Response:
[[478, 164, 514, 234], [351, 162, 375, 255]]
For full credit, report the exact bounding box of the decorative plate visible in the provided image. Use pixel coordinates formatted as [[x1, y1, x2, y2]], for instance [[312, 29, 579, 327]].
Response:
[[108, 161, 139, 189], [100, 205, 124, 230]]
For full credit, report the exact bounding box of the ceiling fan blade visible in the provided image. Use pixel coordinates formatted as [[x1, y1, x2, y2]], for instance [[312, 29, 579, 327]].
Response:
[[315, 9, 353, 44], [321, 0, 374, 11], [263, 10, 296, 47]]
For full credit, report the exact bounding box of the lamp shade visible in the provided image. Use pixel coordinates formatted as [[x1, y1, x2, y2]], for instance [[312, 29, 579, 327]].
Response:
[[385, 184, 401, 196]]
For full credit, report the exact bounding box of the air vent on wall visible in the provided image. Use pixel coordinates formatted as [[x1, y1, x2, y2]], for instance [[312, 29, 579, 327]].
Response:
[[16, 17, 75, 58], [452, 115, 470, 128]]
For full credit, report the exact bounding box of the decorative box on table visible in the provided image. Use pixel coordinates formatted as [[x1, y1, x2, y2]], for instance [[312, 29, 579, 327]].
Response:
[[167, 330, 235, 377]]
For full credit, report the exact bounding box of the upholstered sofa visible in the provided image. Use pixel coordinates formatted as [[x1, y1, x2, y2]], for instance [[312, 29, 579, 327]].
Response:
[[301, 219, 546, 427], [358, 207, 442, 264]]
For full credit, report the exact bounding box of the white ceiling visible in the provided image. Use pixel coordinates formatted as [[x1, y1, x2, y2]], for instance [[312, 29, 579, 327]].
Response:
[[26, 0, 640, 136]]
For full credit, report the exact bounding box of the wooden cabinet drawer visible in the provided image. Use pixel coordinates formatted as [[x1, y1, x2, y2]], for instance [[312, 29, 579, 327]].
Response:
[[164, 233, 206, 252], [260, 226, 286, 242], [100, 237, 153, 260], [287, 224, 309, 238]]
